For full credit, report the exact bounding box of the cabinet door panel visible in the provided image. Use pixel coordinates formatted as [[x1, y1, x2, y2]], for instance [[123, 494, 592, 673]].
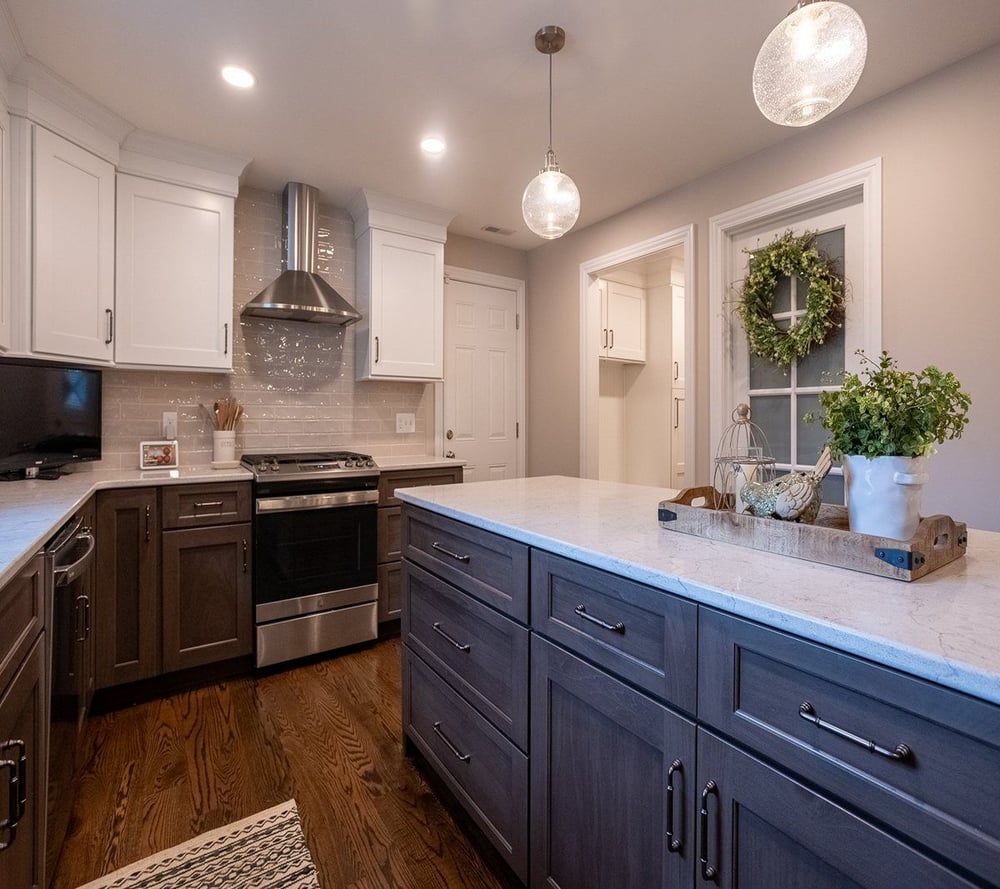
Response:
[[32, 126, 115, 362], [377, 506, 401, 563], [531, 635, 695, 889], [0, 555, 44, 696], [697, 729, 979, 889], [162, 523, 252, 672], [0, 635, 46, 889], [377, 562, 401, 624], [605, 280, 646, 362], [115, 175, 234, 368], [95, 488, 159, 687]]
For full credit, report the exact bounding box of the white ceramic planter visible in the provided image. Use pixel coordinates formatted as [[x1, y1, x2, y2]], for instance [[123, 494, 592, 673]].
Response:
[[842, 454, 929, 540]]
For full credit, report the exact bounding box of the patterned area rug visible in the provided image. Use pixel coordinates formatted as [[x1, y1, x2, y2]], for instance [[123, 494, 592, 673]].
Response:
[[77, 800, 320, 889]]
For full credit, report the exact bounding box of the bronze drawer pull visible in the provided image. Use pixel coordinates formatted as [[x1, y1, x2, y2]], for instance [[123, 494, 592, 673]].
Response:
[[432, 722, 471, 763], [666, 758, 683, 854], [431, 542, 471, 563], [0, 758, 15, 849], [798, 701, 912, 762], [194, 500, 224, 509], [574, 604, 625, 634], [432, 622, 471, 652], [699, 780, 718, 882]]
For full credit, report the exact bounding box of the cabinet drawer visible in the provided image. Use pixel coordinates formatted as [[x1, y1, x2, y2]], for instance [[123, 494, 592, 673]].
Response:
[[379, 466, 462, 507], [402, 506, 529, 622], [161, 482, 251, 528], [699, 608, 1000, 881], [404, 561, 529, 749], [377, 506, 401, 562], [404, 650, 528, 882], [531, 550, 697, 712], [0, 555, 45, 696]]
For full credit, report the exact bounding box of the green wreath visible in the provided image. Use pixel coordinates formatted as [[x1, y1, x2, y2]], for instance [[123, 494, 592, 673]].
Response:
[[737, 231, 845, 367]]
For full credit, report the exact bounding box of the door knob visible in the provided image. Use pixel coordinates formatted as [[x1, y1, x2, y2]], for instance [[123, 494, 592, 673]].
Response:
[[446, 429, 454, 440]]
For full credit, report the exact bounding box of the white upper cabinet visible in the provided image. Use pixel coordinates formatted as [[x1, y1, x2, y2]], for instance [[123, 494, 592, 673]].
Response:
[[349, 189, 453, 382], [599, 279, 646, 363], [115, 174, 234, 369], [32, 125, 116, 362], [0, 107, 9, 352]]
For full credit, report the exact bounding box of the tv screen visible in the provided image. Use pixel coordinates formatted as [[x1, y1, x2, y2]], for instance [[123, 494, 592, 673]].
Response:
[[0, 357, 102, 475]]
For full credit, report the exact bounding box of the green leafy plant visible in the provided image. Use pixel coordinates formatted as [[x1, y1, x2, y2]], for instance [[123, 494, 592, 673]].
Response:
[[806, 350, 971, 459]]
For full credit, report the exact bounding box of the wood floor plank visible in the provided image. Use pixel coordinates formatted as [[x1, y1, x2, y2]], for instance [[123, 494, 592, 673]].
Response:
[[51, 638, 515, 889]]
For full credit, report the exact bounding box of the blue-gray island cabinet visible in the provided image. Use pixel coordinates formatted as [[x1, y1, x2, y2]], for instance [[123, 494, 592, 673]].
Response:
[[397, 477, 1000, 889]]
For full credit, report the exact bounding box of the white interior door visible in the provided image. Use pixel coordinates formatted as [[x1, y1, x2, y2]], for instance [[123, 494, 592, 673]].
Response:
[[443, 276, 521, 482]]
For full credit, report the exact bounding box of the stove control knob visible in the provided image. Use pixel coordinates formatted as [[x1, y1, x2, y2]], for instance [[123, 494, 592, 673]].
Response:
[[270, 459, 280, 471], [257, 460, 268, 472], [365, 458, 375, 467], [345, 458, 356, 468]]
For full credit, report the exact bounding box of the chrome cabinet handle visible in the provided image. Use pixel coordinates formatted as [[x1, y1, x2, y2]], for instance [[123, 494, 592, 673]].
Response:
[[674, 360, 679, 380], [223, 322, 229, 355], [84, 594, 91, 639], [431, 541, 470, 563], [374, 336, 380, 363], [574, 604, 625, 634], [666, 758, 683, 854], [145, 504, 151, 542], [674, 397, 681, 429], [432, 722, 471, 763], [75, 594, 88, 642], [243, 539, 248, 574], [432, 622, 471, 652], [602, 328, 608, 349], [799, 702, 912, 761], [699, 780, 718, 882], [194, 501, 224, 509], [0, 739, 27, 851], [105, 308, 114, 345], [609, 328, 615, 350]]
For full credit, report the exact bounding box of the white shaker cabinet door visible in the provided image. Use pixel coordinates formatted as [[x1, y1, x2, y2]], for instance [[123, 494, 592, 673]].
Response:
[[115, 175, 234, 369], [605, 280, 646, 363], [32, 126, 116, 362], [360, 228, 443, 380]]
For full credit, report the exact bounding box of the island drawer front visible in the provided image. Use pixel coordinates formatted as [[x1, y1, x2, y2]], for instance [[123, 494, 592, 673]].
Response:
[[379, 466, 463, 507], [402, 506, 529, 622], [530, 550, 698, 713], [403, 561, 529, 749], [699, 608, 1000, 880], [404, 649, 528, 882], [0, 554, 45, 696], [161, 482, 252, 529]]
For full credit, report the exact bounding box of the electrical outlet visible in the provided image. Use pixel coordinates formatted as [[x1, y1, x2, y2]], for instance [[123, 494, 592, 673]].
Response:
[[395, 412, 416, 434], [162, 411, 178, 439]]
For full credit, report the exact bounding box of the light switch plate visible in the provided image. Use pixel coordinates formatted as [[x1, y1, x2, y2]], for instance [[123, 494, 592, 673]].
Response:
[[396, 412, 416, 433], [162, 411, 178, 439]]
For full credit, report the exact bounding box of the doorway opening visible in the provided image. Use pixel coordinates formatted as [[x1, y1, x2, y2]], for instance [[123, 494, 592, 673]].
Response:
[[579, 225, 695, 487]]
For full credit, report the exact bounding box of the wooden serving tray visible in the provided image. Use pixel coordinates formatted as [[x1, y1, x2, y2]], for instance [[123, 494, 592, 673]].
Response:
[[657, 486, 968, 581]]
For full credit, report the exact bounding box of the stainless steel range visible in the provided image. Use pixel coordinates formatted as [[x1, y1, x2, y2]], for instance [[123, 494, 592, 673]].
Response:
[[241, 450, 380, 668]]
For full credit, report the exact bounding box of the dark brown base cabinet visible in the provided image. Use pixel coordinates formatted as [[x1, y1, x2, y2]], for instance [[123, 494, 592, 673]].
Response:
[[96, 482, 252, 688], [0, 552, 47, 889], [400, 505, 999, 889]]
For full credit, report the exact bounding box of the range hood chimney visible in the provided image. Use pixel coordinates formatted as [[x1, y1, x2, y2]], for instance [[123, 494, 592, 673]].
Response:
[[242, 182, 362, 325]]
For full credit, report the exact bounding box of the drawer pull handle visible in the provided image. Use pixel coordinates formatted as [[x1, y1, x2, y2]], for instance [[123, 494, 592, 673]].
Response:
[[0, 758, 15, 849], [432, 722, 471, 763], [145, 504, 151, 542], [194, 501, 224, 509], [798, 702, 912, 762], [699, 779, 718, 882], [666, 758, 683, 854], [574, 604, 625, 634], [0, 739, 27, 850], [432, 622, 471, 652], [431, 542, 471, 563]]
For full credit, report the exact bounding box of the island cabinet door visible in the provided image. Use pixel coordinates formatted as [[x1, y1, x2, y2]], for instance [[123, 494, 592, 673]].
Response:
[[694, 729, 980, 889], [530, 635, 695, 889]]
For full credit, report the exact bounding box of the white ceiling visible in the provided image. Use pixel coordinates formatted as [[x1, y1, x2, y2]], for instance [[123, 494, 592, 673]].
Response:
[[5, 1, 1000, 250]]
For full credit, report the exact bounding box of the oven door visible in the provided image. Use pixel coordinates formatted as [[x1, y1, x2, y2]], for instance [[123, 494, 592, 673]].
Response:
[[253, 489, 378, 623]]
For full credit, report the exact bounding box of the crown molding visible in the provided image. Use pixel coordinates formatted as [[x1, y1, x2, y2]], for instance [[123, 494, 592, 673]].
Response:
[[347, 188, 454, 242], [119, 130, 250, 197]]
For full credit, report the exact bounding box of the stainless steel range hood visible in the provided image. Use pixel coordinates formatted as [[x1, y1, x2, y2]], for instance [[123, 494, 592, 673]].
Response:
[[242, 182, 362, 325]]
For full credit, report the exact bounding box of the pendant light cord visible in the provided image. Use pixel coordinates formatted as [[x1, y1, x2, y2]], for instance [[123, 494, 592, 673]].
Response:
[[548, 52, 553, 152]]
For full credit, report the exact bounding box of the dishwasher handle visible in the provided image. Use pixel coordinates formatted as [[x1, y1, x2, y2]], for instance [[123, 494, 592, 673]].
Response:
[[53, 529, 96, 587]]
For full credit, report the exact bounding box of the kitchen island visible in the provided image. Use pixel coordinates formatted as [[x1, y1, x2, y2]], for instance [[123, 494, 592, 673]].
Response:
[[396, 475, 1000, 889]]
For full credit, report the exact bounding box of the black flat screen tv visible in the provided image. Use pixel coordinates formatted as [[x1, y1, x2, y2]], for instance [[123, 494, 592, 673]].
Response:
[[0, 357, 102, 475]]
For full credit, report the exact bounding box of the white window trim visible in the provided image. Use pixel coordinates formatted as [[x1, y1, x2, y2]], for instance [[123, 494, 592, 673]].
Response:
[[708, 159, 882, 462]]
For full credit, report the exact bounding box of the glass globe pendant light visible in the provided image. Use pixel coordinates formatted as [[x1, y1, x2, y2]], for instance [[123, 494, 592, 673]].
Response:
[[522, 25, 580, 240], [753, 0, 867, 127]]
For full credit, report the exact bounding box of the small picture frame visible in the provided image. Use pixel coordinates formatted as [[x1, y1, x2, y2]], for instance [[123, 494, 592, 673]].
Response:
[[139, 440, 179, 469]]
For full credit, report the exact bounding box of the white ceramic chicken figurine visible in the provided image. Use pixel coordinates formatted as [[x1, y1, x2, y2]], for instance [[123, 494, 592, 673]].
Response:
[[734, 447, 833, 524]]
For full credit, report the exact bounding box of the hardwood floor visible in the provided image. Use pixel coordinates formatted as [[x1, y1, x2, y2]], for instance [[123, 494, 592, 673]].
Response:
[[51, 638, 518, 889]]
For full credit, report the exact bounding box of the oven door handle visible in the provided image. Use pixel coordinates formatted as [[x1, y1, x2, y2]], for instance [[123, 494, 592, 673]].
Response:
[[53, 529, 96, 587], [256, 490, 379, 513]]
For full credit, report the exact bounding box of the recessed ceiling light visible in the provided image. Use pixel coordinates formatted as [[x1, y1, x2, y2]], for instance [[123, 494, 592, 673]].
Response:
[[420, 136, 446, 155], [222, 65, 256, 89]]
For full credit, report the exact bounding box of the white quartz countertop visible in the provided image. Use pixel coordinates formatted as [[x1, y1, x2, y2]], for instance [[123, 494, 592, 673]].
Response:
[[0, 466, 252, 587], [395, 476, 1000, 706]]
